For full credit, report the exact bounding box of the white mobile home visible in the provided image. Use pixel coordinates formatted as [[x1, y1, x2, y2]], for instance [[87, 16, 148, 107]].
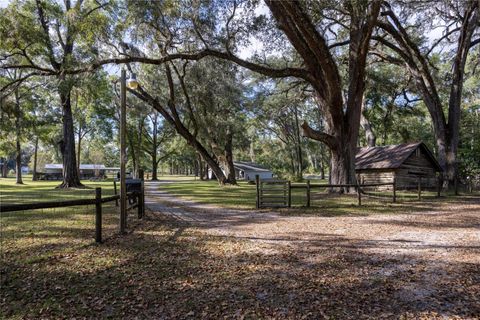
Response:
[[208, 161, 274, 181], [233, 161, 274, 181], [44, 164, 107, 180]]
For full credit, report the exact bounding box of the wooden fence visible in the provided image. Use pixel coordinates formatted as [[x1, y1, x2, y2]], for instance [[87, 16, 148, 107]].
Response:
[[255, 175, 401, 208], [256, 176, 291, 209], [0, 187, 144, 243]]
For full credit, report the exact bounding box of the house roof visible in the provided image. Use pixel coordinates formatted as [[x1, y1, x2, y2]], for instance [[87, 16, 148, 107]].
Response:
[[45, 164, 106, 170], [233, 161, 272, 172], [355, 142, 442, 171]]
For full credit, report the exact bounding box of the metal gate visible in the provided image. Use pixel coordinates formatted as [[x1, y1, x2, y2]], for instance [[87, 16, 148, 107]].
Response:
[[256, 176, 291, 208]]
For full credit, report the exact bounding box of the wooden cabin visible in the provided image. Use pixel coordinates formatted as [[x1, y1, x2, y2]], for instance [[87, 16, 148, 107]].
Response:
[[355, 142, 442, 189]]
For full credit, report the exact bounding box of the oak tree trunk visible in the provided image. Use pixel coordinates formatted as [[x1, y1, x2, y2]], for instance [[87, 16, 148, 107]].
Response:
[[15, 132, 23, 185], [77, 127, 82, 176], [32, 136, 38, 181], [131, 86, 230, 185], [57, 91, 83, 188], [224, 131, 237, 185], [1, 158, 7, 178], [14, 89, 23, 184], [151, 153, 158, 180]]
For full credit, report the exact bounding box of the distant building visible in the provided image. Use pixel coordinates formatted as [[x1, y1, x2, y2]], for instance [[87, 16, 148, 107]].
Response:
[[233, 161, 274, 181], [355, 142, 442, 188], [44, 164, 107, 180], [208, 161, 274, 181]]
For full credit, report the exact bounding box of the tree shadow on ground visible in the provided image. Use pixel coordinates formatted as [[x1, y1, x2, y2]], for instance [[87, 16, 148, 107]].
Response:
[[1, 211, 479, 319]]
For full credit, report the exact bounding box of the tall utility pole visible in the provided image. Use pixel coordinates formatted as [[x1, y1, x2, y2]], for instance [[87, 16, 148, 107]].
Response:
[[120, 69, 127, 234]]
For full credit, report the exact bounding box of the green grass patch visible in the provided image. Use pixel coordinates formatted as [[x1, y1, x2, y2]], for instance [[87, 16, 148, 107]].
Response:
[[0, 175, 117, 204], [155, 175, 480, 216]]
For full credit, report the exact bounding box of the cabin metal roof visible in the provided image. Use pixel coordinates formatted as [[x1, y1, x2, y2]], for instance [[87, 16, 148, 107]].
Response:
[[355, 142, 442, 171]]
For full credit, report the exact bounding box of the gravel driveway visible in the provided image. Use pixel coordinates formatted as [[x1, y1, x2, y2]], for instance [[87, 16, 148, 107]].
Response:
[[145, 181, 480, 318]]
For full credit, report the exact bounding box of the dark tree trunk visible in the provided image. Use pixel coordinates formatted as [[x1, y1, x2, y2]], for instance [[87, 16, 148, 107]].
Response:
[[198, 155, 205, 180], [224, 131, 237, 184], [14, 89, 23, 184], [293, 105, 304, 180], [361, 101, 376, 147], [131, 84, 230, 185], [77, 126, 82, 176], [1, 158, 7, 178], [15, 131, 23, 185], [151, 156, 158, 180], [265, 0, 381, 191], [57, 91, 83, 188], [329, 138, 357, 192], [377, 2, 479, 190], [32, 136, 39, 181], [249, 140, 255, 162], [151, 115, 158, 180]]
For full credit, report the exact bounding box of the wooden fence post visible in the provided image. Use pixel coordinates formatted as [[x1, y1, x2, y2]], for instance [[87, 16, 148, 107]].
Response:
[[141, 180, 145, 218], [357, 184, 362, 206], [393, 177, 397, 203], [95, 187, 102, 243], [418, 177, 422, 200], [113, 180, 118, 207], [454, 175, 459, 195], [288, 180, 292, 208], [138, 169, 145, 219], [255, 175, 260, 209], [306, 179, 311, 207], [437, 176, 441, 197]]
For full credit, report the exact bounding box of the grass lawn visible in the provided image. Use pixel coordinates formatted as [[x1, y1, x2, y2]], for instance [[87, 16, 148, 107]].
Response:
[[154, 175, 476, 216], [1, 176, 479, 318], [0, 175, 117, 204]]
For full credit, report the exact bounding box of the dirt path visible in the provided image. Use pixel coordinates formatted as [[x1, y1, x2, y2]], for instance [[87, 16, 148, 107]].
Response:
[[145, 181, 480, 318], [145, 181, 480, 261]]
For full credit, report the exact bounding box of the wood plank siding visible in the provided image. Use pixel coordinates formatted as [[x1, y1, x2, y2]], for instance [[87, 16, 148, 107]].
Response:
[[355, 142, 441, 189]]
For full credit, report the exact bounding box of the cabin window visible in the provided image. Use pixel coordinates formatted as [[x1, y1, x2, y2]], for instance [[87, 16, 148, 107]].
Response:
[[415, 149, 421, 157]]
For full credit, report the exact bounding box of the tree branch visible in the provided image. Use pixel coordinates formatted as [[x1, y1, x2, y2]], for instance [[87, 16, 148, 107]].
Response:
[[301, 121, 337, 149], [68, 49, 311, 82]]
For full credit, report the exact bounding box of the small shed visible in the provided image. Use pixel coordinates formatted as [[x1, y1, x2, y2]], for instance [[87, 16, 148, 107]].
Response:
[[355, 142, 442, 189], [233, 161, 273, 181]]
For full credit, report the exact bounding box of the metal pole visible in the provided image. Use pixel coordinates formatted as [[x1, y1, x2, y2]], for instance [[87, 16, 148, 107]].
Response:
[[120, 69, 127, 234]]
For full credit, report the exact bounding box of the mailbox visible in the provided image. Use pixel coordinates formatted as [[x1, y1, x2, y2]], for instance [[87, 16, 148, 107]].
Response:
[[126, 179, 142, 193]]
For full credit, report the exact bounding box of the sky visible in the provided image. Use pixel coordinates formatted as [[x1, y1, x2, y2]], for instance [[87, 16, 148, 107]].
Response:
[[0, 0, 452, 60]]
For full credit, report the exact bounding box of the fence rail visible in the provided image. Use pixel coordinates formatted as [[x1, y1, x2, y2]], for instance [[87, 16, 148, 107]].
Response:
[[255, 175, 400, 208], [0, 194, 120, 213], [0, 186, 144, 243], [256, 176, 291, 209]]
